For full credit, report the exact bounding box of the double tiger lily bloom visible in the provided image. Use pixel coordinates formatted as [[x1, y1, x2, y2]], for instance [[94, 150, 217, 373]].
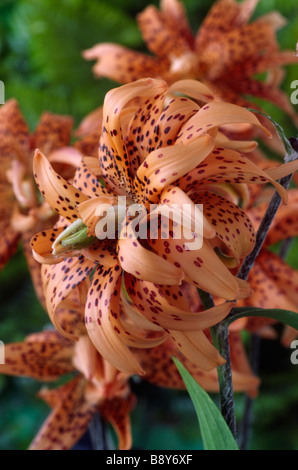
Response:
[[31, 78, 298, 375], [0, 99, 102, 301], [237, 189, 298, 344], [0, 329, 135, 450], [83, 0, 298, 127], [0, 323, 259, 449]]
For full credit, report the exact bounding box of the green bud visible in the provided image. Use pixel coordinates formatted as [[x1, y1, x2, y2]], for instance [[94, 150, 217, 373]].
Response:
[[52, 219, 96, 255]]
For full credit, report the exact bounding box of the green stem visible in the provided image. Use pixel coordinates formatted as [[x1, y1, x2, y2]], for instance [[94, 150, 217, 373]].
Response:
[[198, 289, 237, 438]]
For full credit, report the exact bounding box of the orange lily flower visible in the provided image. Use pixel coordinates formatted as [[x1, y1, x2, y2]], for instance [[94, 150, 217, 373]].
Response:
[[30, 78, 298, 375], [83, 0, 298, 126]]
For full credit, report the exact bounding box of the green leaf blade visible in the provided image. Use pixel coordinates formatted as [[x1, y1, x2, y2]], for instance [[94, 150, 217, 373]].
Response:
[[227, 308, 298, 330], [173, 357, 239, 451]]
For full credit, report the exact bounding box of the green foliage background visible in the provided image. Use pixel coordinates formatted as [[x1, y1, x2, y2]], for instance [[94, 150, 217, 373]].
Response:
[[0, 0, 297, 450]]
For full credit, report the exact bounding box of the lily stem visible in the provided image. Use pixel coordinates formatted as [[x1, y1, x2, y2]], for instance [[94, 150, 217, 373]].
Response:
[[198, 289, 237, 438], [89, 412, 108, 450], [239, 334, 261, 450]]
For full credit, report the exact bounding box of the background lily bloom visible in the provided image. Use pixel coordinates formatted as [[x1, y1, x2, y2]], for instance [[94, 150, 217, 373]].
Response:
[[0, 99, 103, 301], [83, 0, 298, 126], [0, 324, 259, 450], [236, 189, 298, 343], [30, 78, 298, 376]]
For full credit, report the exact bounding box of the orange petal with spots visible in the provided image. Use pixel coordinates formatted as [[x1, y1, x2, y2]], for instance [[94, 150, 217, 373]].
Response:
[[82, 239, 118, 267], [124, 275, 232, 331], [136, 337, 259, 395], [168, 79, 215, 103], [233, 77, 298, 126], [148, 222, 251, 301], [135, 134, 215, 204], [73, 160, 109, 198], [188, 190, 255, 260], [238, 252, 298, 334], [0, 99, 30, 164], [177, 147, 290, 203], [100, 79, 168, 193], [195, 0, 259, 50], [137, 3, 192, 59], [197, 20, 277, 82], [78, 196, 116, 236], [33, 112, 73, 155], [118, 219, 184, 286], [83, 43, 167, 84], [30, 227, 71, 264], [0, 330, 74, 381], [176, 102, 271, 143], [48, 147, 83, 169], [22, 230, 46, 307], [29, 376, 96, 450], [126, 94, 200, 170], [99, 394, 135, 450], [106, 293, 169, 349], [33, 149, 88, 222], [257, 251, 298, 310], [85, 264, 145, 375], [170, 329, 225, 371], [42, 256, 94, 339]]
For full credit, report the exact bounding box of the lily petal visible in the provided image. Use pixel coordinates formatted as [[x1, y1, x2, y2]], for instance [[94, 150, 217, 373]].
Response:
[[33, 112, 73, 155], [99, 394, 135, 450], [85, 264, 145, 375], [188, 189, 256, 259], [73, 160, 110, 198], [83, 43, 167, 84], [29, 376, 96, 450], [42, 257, 94, 339], [137, 3, 192, 59], [135, 134, 215, 204], [177, 146, 291, 203], [124, 275, 233, 330], [118, 219, 184, 285], [169, 329, 225, 371], [33, 150, 88, 222], [148, 221, 251, 300], [0, 331, 74, 381], [176, 101, 271, 143], [30, 227, 70, 264]]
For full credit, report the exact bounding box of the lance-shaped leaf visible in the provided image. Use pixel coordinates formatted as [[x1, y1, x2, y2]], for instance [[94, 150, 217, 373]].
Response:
[[226, 307, 298, 330], [173, 357, 239, 450]]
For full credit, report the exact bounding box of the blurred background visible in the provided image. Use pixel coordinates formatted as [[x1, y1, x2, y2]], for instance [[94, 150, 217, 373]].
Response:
[[0, 0, 297, 450]]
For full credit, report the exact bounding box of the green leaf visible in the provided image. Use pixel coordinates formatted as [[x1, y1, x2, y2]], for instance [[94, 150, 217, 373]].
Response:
[[172, 357, 239, 450], [225, 307, 298, 330]]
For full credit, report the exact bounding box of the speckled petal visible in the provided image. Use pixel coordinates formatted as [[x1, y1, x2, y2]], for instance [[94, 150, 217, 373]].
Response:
[[33, 150, 88, 222], [0, 330, 74, 381], [85, 264, 145, 375], [29, 376, 96, 450]]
